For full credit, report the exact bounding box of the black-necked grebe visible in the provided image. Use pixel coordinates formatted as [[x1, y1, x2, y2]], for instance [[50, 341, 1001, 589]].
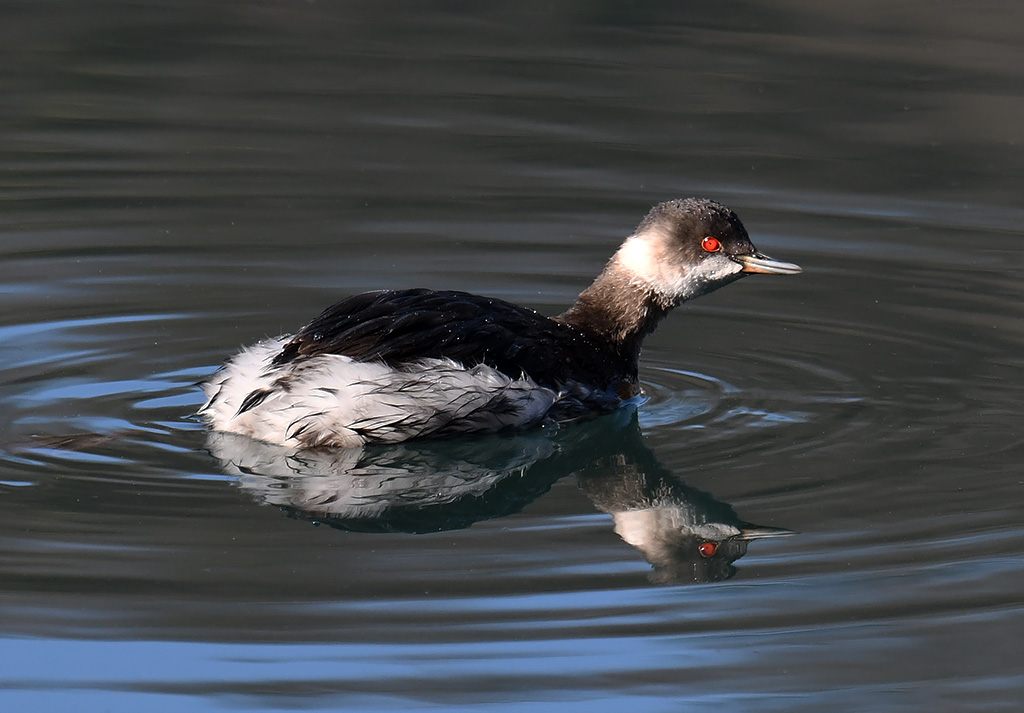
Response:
[[199, 198, 801, 448]]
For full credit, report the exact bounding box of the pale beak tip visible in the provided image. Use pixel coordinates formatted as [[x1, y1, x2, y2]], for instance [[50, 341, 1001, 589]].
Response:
[[736, 525, 797, 540], [733, 253, 803, 275]]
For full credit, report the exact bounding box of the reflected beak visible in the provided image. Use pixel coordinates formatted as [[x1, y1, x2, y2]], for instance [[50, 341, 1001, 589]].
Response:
[[735, 525, 797, 540], [732, 253, 803, 275]]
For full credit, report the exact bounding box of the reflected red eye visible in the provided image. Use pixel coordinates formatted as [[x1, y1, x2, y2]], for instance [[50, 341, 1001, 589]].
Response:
[[701, 236, 722, 253], [698, 541, 718, 558]]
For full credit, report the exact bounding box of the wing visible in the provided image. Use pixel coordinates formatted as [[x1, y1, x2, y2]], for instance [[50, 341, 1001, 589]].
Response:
[[271, 289, 630, 389]]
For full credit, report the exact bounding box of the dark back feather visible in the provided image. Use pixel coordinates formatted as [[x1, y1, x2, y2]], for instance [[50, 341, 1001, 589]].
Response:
[[272, 289, 634, 391]]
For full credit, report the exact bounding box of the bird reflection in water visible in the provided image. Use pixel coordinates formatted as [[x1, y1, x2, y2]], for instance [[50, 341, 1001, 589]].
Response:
[[206, 409, 793, 584], [576, 452, 792, 584]]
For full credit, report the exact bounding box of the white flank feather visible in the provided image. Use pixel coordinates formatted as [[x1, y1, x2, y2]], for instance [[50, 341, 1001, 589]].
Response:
[[199, 337, 558, 448]]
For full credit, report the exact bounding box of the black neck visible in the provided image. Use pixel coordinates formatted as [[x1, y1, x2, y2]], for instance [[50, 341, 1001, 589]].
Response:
[[556, 268, 673, 363]]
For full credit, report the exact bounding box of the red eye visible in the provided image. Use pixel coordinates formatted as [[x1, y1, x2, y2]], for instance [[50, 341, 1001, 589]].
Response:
[[698, 542, 718, 558], [701, 236, 722, 253]]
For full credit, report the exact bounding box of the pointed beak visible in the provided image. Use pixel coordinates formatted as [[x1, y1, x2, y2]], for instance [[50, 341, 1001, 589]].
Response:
[[735, 525, 797, 540], [732, 253, 803, 275]]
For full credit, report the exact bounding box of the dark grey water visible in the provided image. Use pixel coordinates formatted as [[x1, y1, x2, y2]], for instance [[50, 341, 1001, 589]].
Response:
[[2, 2, 1023, 711]]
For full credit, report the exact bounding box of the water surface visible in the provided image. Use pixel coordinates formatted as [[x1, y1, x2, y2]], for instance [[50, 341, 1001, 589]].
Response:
[[2, 2, 1023, 711]]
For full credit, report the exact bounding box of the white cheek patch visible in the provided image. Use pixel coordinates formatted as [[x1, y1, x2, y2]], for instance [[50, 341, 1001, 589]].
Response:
[[614, 232, 665, 283], [684, 253, 745, 294], [614, 231, 743, 303]]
